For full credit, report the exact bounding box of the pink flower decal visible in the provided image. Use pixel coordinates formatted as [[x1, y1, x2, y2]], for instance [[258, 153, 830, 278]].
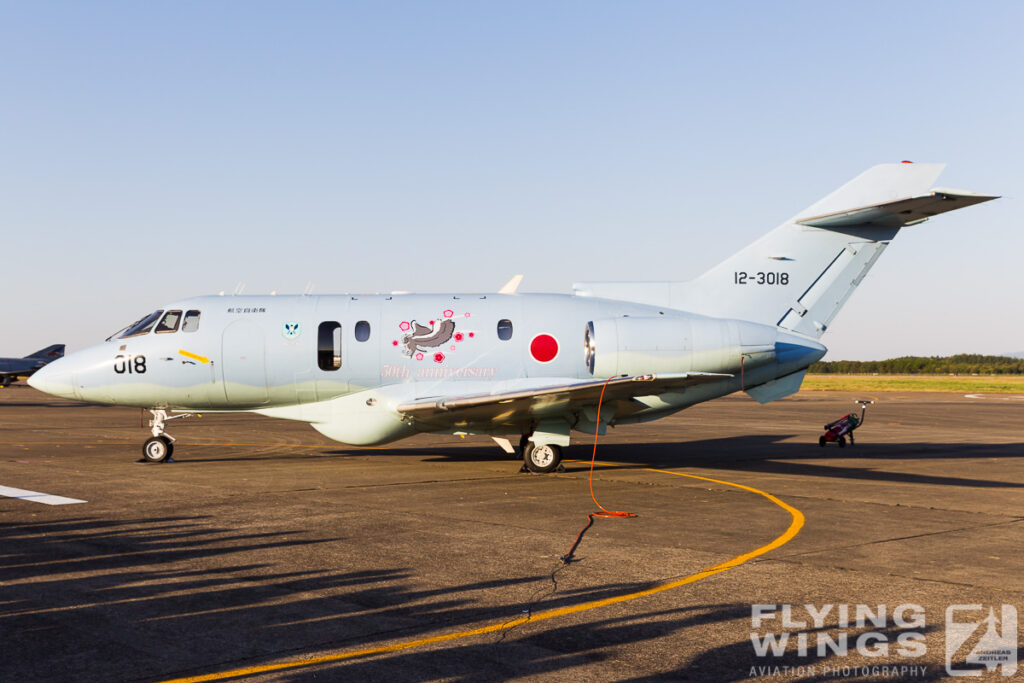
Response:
[[415, 353, 424, 361], [399, 321, 411, 332], [454, 332, 464, 342], [433, 352, 445, 363], [443, 309, 454, 318], [468, 332, 475, 338], [392, 340, 399, 346], [464, 312, 471, 318], [450, 345, 456, 350]]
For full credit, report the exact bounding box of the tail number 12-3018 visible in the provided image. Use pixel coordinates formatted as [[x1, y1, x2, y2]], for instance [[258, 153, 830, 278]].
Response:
[[734, 272, 789, 285]]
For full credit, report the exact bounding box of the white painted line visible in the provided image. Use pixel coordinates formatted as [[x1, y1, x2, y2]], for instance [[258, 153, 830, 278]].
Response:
[[964, 394, 1024, 401], [0, 485, 86, 505]]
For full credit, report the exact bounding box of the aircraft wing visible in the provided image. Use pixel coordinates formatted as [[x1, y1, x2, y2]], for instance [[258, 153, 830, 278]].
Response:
[[395, 372, 731, 429], [796, 188, 998, 229]]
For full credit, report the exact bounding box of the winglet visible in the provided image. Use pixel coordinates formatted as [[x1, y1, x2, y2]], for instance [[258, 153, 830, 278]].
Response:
[[499, 274, 524, 294]]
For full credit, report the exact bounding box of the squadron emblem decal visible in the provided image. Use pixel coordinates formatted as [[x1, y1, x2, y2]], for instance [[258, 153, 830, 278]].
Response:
[[282, 322, 301, 340], [393, 309, 474, 363]]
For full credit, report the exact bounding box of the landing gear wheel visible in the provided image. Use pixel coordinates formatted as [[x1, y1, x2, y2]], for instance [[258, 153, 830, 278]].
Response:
[[837, 436, 846, 448], [142, 436, 172, 463], [818, 436, 826, 448], [523, 442, 562, 474]]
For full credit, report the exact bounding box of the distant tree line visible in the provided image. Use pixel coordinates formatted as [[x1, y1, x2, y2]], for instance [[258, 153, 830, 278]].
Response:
[[809, 354, 1024, 375]]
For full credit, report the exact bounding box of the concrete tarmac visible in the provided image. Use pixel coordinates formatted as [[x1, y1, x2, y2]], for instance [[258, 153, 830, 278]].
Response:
[[1, 386, 1022, 682]]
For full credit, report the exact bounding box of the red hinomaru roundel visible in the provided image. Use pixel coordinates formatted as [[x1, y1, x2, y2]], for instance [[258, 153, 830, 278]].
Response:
[[529, 334, 559, 363]]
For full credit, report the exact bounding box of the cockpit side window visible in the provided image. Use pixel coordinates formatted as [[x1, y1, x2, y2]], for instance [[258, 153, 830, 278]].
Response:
[[182, 310, 201, 333], [118, 311, 164, 339], [155, 310, 182, 334]]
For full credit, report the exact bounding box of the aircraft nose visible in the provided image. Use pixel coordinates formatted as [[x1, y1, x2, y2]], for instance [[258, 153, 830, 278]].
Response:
[[27, 357, 78, 400], [774, 331, 827, 371]]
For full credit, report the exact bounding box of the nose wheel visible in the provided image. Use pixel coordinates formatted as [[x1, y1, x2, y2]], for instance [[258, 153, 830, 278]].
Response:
[[140, 409, 190, 463], [142, 436, 174, 463]]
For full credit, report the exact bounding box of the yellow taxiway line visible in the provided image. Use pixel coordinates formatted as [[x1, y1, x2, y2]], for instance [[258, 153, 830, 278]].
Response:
[[160, 468, 804, 682]]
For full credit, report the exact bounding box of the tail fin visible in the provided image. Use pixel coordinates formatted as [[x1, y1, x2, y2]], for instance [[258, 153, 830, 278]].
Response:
[[27, 344, 65, 359], [575, 163, 997, 338]]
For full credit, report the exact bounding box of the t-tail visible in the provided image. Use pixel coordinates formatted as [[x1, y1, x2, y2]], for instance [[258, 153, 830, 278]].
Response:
[[575, 162, 997, 338]]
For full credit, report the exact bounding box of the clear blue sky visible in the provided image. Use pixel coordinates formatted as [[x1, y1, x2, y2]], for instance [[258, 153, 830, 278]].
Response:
[[2, 1, 1020, 360]]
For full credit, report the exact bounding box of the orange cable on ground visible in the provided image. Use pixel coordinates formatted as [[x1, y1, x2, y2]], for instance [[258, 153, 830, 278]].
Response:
[[587, 376, 635, 519], [562, 377, 634, 564]]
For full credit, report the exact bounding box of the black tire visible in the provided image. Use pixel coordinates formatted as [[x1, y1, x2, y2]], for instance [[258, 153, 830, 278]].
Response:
[[516, 433, 530, 459], [142, 436, 171, 463], [818, 436, 826, 447], [523, 442, 562, 474], [837, 436, 846, 448]]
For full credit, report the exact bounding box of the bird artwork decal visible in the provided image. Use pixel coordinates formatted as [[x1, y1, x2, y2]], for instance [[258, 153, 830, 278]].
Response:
[[393, 310, 475, 363], [401, 319, 456, 357]]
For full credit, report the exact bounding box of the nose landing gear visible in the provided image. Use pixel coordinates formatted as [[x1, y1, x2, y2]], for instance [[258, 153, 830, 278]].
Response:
[[141, 409, 192, 463]]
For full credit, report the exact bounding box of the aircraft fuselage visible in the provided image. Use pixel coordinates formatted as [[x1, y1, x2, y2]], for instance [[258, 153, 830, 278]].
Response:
[[30, 293, 822, 444]]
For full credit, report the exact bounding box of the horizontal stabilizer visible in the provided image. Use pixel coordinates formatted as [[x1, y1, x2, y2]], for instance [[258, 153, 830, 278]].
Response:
[[797, 189, 998, 229], [574, 163, 997, 339]]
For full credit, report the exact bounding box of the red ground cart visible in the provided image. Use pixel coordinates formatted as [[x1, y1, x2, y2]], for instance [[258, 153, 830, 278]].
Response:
[[819, 400, 873, 448]]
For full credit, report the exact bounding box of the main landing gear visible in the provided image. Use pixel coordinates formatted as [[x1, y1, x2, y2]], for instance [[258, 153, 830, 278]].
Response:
[[141, 409, 191, 463], [523, 442, 563, 474], [515, 420, 572, 474]]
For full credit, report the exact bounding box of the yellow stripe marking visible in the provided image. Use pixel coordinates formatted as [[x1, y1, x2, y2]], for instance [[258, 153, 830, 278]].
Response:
[[178, 350, 210, 364], [160, 469, 804, 683]]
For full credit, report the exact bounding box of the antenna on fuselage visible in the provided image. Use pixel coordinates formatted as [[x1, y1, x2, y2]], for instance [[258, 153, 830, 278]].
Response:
[[233, 282, 246, 295], [499, 274, 524, 294], [303, 282, 315, 296]]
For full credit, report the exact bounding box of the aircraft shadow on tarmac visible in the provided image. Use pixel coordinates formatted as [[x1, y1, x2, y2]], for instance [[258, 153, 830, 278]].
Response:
[[335, 434, 1024, 490], [0, 515, 776, 682], [162, 432, 1024, 490]]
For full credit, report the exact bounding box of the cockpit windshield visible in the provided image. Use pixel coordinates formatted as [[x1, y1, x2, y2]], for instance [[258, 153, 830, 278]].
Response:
[[112, 310, 165, 340]]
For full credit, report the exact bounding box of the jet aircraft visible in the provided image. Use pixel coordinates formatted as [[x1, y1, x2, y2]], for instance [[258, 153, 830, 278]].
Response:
[[29, 163, 996, 472], [1, 345, 65, 387]]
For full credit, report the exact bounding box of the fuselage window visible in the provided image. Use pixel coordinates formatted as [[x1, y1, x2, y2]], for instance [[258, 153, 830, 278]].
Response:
[[318, 321, 342, 370], [497, 319, 513, 341], [119, 310, 164, 339], [355, 320, 371, 342], [182, 310, 201, 333], [155, 310, 182, 333]]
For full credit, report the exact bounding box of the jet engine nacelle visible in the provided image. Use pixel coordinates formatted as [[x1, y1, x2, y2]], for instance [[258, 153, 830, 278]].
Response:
[[585, 315, 777, 378]]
